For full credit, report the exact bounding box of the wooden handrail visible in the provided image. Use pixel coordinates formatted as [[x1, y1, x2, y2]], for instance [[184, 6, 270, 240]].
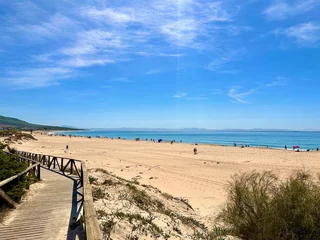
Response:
[[82, 161, 102, 240], [0, 162, 40, 188], [18, 150, 82, 162], [5, 151, 39, 164], [16, 150, 102, 240], [0, 152, 41, 208]]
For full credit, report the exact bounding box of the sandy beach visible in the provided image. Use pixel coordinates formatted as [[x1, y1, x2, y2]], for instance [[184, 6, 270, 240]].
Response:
[[10, 133, 320, 219]]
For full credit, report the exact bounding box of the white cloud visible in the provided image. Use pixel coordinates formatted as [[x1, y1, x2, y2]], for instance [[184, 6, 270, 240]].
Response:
[[13, 13, 77, 41], [61, 57, 115, 68], [161, 19, 198, 46], [0, 67, 74, 88], [228, 86, 255, 104], [264, 0, 319, 20], [84, 8, 136, 24], [0, 0, 246, 88], [273, 22, 320, 46], [173, 92, 188, 98], [285, 23, 320, 45], [158, 53, 185, 57]]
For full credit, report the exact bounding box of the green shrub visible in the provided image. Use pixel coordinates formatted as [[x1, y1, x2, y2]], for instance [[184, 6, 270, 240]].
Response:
[[92, 187, 105, 199], [0, 151, 28, 207], [0, 142, 6, 150], [218, 170, 320, 240], [89, 176, 98, 184]]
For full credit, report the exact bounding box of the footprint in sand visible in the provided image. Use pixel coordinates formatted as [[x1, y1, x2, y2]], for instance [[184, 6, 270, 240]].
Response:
[[139, 172, 143, 174], [126, 166, 130, 168]]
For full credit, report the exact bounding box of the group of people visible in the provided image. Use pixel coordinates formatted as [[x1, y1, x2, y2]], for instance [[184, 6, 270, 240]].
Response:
[[234, 143, 250, 148], [284, 145, 319, 152]]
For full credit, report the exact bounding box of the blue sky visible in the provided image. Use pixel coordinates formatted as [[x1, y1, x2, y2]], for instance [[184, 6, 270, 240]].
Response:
[[0, 0, 320, 130]]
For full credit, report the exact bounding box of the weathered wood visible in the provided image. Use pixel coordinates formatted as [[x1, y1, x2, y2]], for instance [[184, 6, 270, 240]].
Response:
[[82, 161, 102, 240], [37, 164, 41, 180], [61, 158, 64, 171], [0, 163, 40, 188], [0, 188, 17, 208], [0, 168, 84, 239], [70, 160, 74, 174], [15, 150, 101, 240]]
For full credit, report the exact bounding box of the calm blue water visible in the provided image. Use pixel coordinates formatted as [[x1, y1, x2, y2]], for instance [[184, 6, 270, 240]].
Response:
[[56, 130, 320, 150]]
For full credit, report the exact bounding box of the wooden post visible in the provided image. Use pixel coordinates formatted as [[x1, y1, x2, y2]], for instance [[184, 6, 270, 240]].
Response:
[[37, 164, 41, 180], [0, 188, 17, 209], [70, 160, 73, 174], [48, 156, 51, 168], [61, 158, 64, 172], [81, 164, 84, 187]]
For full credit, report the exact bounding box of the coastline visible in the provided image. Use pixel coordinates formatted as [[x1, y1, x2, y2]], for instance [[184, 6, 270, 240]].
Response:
[[53, 130, 316, 152], [9, 132, 320, 218]]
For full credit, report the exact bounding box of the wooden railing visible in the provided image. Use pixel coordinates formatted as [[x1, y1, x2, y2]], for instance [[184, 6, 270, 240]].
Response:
[[0, 152, 40, 209], [18, 151, 83, 183], [15, 150, 102, 240]]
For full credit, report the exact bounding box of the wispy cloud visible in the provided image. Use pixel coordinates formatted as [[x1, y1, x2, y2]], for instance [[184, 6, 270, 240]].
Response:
[[0, 0, 246, 88], [273, 22, 320, 46], [228, 86, 256, 104], [266, 76, 288, 87], [12, 13, 77, 42], [0, 67, 74, 88], [264, 0, 319, 20], [173, 92, 188, 98], [207, 48, 246, 72]]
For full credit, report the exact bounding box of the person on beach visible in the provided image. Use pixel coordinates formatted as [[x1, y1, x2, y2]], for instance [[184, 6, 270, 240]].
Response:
[[284, 145, 287, 150], [66, 145, 69, 150], [317, 147, 319, 151], [193, 148, 197, 155]]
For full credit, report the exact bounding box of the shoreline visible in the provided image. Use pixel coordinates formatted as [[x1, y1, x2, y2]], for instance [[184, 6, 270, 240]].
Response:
[[52, 131, 315, 152], [8, 132, 320, 218]]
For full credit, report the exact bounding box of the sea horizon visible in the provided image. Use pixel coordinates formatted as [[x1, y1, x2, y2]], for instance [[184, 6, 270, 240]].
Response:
[[55, 129, 320, 150]]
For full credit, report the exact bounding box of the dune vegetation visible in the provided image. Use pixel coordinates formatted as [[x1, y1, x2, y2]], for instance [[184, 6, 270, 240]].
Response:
[[218, 170, 320, 240]]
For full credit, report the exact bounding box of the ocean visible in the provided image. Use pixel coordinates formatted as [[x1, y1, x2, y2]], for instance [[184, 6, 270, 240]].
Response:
[[56, 130, 320, 150]]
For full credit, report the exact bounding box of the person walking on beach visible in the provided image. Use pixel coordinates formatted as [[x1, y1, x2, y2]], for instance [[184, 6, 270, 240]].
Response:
[[193, 148, 197, 155], [66, 145, 69, 151], [284, 145, 287, 150]]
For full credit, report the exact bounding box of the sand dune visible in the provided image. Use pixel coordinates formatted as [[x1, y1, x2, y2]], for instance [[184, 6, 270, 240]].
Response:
[[11, 133, 320, 218]]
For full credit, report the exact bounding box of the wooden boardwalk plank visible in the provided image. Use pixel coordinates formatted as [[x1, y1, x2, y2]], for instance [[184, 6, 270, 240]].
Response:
[[0, 168, 84, 240]]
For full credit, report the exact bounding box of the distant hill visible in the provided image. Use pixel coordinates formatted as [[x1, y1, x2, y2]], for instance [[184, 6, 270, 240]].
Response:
[[0, 115, 80, 130]]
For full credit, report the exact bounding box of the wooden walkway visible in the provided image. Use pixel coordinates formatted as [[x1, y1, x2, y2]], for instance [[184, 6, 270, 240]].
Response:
[[0, 167, 84, 240]]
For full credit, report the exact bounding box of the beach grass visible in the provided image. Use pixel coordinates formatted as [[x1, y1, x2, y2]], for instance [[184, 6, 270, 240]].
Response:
[[218, 170, 320, 240]]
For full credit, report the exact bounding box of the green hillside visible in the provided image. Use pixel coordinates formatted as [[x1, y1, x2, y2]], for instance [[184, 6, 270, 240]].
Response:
[[0, 115, 80, 130]]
